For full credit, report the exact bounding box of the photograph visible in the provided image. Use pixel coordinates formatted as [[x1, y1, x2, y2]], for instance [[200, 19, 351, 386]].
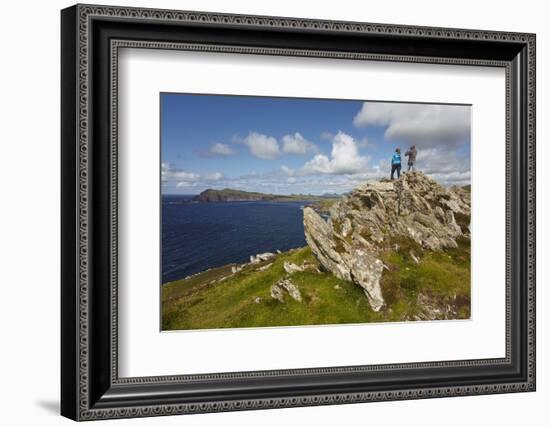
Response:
[[160, 94, 472, 331], [57, 3, 536, 421]]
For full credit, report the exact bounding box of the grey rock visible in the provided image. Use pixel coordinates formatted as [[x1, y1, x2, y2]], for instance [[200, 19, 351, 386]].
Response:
[[410, 251, 420, 264], [283, 261, 305, 274], [303, 208, 385, 311], [270, 278, 302, 303], [250, 252, 276, 264], [415, 293, 459, 321], [257, 262, 273, 271], [231, 265, 244, 274], [270, 284, 285, 303], [283, 261, 319, 274]]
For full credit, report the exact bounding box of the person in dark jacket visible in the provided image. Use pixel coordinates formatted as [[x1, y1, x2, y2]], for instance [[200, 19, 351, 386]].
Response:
[[405, 145, 417, 171], [390, 148, 401, 179]]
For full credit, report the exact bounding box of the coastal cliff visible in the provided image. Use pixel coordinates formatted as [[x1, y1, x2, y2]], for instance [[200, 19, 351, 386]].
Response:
[[303, 171, 470, 311], [163, 172, 471, 330], [192, 188, 277, 202]]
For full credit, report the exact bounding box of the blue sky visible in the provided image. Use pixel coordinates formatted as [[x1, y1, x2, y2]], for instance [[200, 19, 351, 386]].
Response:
[[161, 93, 471, 195]]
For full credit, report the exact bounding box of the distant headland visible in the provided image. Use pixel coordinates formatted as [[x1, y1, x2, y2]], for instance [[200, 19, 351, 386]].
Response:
[[191, 188, 339, 203]]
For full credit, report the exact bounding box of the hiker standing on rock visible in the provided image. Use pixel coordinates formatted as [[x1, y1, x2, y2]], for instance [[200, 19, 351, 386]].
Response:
[[390, 148, 402, 180], [405, 145, 417, 171]]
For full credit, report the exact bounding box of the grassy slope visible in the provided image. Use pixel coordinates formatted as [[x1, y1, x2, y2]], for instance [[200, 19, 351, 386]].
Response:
[[380, 236, 471, 321], [162, 237, 470, 330]]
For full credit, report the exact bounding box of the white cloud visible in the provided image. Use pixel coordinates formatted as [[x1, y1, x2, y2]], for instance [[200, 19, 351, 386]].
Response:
[[287, 177, 297, 184], [207, 143, 234, 156], [415, 148, 469, 174], [352, 102, 471, 186], [172, 170, 200, 181], [161, 162, 169, 181], [163, 163, 200, 182], [241, 131, 280, 160], [353, 102, 470, 148], [303, 131, 369, 175], [320, 131, 334, 141], [358, 137, 370, 147], [162, 162, 225, 189], [281, 133, 318, 155], [237, 132, 319, 159], [205, 172, 223, 181], [281, 165, 295, 176], [427, 171, 471, 186]]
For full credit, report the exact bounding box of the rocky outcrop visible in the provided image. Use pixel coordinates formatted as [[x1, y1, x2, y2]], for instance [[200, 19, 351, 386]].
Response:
[[283, 261, 319, 275], [271, 278, 302, 303], [303, 172, 470, 312]]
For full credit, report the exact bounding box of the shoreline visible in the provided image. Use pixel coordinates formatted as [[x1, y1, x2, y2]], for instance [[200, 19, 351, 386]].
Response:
[[162, 246, 303, 286]]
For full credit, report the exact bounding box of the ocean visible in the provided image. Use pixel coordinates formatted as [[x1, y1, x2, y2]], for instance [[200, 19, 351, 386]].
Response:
[[162, 195, 311, 283]]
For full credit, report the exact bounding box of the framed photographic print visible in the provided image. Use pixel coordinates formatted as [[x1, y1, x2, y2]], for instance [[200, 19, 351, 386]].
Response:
[[61, 4, 536, 421]]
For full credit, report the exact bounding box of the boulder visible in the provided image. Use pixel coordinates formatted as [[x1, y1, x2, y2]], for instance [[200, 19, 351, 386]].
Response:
[[257, 262, 273, 271], [270, 284, 285, 303], [283, 261, 319, 274], [250, 252, 276, 264], [270, 278, 302, 303]]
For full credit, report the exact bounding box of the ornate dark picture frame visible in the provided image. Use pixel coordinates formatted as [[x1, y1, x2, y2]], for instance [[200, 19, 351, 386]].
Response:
[[61, 4, 536, 421]]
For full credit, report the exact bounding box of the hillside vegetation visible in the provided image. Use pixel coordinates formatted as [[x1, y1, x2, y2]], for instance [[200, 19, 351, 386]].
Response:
[[162, 241, 470, 330]]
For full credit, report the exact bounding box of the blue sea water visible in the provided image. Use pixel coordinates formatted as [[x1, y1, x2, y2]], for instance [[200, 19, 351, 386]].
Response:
[[162, 195, 311, 283]]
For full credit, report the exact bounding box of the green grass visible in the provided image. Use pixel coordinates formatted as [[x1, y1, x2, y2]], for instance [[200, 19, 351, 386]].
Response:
[[162, 247, 380, 330], [162, 237, 471, 330], [379, 236, 471, 321]]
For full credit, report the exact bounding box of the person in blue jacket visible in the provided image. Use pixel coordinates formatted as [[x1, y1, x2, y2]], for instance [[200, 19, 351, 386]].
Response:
[[390, 148, 402, 180]]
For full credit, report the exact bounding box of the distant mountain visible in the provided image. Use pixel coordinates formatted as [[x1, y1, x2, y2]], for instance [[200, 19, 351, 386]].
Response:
[[192, 188, 337, 203]]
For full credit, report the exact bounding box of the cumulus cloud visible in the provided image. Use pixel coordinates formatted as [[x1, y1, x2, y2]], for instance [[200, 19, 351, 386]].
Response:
[[162, 163, 200, 182], [353, 102, 471, 148], [207, 143, 234, 156], [281, 165, 295, 177], [415, 148, 469, 174], [162, 162, 224, 188], [237, 131, 319, 159], [172, 171, 200, 181], [205, 172, 224, 181], [358, 137, 370, 147], [412, 147, 471, 185], [241, 131, 280, 160], [427, 171, 471, 186], [161, 162, 169, 181], [303, 131, 369, 175], [281, 133, 318, 155], [320, 131, 334, 141]]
